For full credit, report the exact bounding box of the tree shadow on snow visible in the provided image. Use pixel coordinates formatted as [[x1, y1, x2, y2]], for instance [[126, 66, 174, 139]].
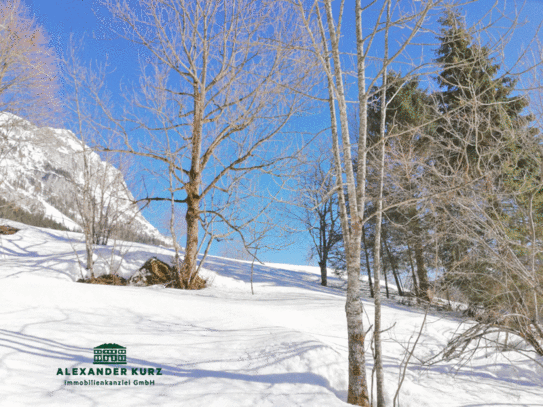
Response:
[[0, 327, 346, 401], [201, 255, 346, 297]]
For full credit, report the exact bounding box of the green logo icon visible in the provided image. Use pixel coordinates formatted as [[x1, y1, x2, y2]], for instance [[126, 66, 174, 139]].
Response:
[[93, 343, 127, 365]]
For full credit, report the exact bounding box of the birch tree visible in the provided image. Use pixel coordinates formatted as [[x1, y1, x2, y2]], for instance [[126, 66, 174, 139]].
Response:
[[294, 0, 439, 404]]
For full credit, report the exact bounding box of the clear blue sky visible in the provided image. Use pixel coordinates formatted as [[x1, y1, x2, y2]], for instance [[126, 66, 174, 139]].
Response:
[[24, 0, 543, 266]]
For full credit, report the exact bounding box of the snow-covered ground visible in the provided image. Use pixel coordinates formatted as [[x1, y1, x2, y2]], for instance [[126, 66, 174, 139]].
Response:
[[0, 219, 541, 406]]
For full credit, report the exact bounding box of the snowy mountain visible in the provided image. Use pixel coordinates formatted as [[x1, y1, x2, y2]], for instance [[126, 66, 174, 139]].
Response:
[[0, 219, 541, 406], [0, 112, 167, 244]]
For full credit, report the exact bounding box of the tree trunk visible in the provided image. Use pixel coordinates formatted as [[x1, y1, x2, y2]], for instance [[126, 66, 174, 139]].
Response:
[[180, 84, 204, 288], [345, 231, 371, 406], [362, 224, 374, 298], [181, 184, 200, 288], [407, 243, 419, 297], [168, 164, 182, 275], [383, 234, 403, 296], [319, 210, 328, 287], [409, 209, 429, 302], [85, 238, 94, 279], [317, 1, 371, 403], [319, 260, 327, 286], [414, 238, 430, 302], [373, 6, 390, 402], [383, 258, 390, 300]]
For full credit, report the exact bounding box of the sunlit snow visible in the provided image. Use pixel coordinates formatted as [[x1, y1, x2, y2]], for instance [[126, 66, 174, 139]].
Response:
[[0, 219, 541, 406]]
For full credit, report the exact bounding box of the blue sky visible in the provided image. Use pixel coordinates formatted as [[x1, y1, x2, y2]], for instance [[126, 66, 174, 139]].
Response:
[[23, 0, 543, 266]]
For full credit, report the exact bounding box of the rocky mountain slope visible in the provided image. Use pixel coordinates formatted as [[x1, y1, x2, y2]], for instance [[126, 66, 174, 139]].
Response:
[[0, 112, 167, 245]]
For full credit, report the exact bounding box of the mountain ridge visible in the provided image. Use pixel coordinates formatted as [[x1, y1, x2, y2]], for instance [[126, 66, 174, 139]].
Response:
[[0, 112, 169, 245]]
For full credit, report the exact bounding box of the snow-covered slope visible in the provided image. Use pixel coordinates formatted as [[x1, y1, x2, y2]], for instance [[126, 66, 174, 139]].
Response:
[[0, 113, 166, 243], [0, 220, 541, 406]]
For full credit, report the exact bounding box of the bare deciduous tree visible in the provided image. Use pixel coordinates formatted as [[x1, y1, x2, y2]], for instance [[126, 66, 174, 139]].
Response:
[[291, 143, 342, 287], [64, 44, 144, 278], [97, 0, 311, 288], [0, 0, 59, 124], [294, 1, 440, 404], [0, 0, 60, 194]]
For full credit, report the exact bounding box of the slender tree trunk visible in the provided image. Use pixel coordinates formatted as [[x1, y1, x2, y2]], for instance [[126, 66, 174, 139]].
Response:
[[409, 207, 429, 302], [383, 234, 403, 296], [317, 1, 370, 403], [373, 3, 390, 404], [362, 224, 374, 298], [85, 238, 94, 279], [383, 255, 390, 299], [319, 213, 328, 286], [380, 231, 390, 299], [414, 238, 430, 302], [407, 243, 419, 297], [373, 118, 386, 407]]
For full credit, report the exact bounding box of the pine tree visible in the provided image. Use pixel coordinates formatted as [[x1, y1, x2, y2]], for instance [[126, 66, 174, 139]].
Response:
[[434, 9, 530, 276], [433, 11, 543, 353], [366, 72, 434, 301], [435, 9, 529, 177]]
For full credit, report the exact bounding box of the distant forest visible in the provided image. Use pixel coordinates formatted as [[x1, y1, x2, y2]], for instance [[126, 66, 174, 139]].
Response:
[[0, 196, 166, 247]]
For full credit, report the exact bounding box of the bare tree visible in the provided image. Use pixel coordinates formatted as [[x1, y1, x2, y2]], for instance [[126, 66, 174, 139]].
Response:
[[63, 44, 144, 277], [0, 0, 60, 194], [0, 0, 59, 124], [294, 1, 440, 404], [95, 0, 311, 288], [291, 143, 342, 286]]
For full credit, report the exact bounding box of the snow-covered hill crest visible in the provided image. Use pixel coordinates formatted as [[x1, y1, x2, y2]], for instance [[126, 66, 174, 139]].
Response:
[[0, 112, 167, 244]]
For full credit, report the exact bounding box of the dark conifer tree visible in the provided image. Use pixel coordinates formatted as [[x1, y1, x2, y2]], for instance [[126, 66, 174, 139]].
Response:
[[434, 9, 539, 314], [435, 9, 529, 176]]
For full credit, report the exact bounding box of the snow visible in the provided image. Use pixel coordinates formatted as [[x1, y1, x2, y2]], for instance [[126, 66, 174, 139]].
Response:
[[0, 219, 541, 406], [0, 113, 168, 244]]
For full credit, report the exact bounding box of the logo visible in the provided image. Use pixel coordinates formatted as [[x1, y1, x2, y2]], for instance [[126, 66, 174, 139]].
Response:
[[93, 343, 127, 365], [56, 342, 162, 386]]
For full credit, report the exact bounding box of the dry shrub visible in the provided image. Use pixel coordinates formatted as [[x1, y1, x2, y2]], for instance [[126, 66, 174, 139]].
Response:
[[78, 274, 127, 286], [0, 225, 19, 235], [130, 257, 206, 290], [133, 257, 175, 286]]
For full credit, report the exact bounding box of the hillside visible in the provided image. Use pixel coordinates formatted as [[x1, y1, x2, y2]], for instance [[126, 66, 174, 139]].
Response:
[[0, 113, 167, 245], [0, 219, 541, 406]]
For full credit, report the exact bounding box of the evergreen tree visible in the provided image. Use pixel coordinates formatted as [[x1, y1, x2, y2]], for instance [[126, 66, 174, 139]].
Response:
[[433, 12, 543, 353], [434, 9, 531, 275], [367, 73, 434, 300], [435, 9, 529, 176]]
